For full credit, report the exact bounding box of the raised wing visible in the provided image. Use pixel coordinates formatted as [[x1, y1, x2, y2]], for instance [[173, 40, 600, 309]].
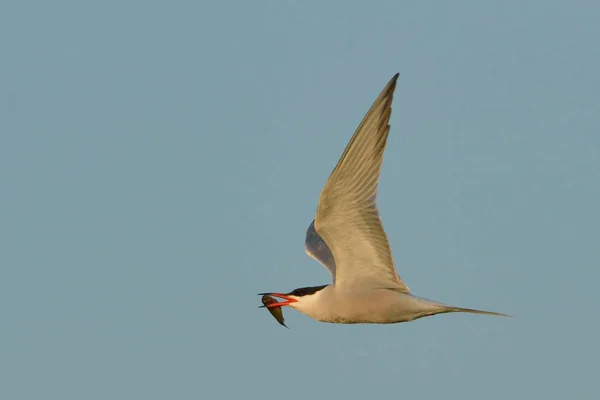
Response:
[[313, 73, 409, 292], [304, 219, 336, 281]]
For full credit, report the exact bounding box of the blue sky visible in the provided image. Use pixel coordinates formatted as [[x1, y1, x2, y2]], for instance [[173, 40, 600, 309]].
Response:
[[2, 1, 599, 399]]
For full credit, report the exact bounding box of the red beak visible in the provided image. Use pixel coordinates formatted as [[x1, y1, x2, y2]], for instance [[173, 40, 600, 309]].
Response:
[[258, 293, 298, 307]]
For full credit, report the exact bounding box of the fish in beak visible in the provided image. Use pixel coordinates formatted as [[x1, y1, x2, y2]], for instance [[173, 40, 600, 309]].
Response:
[[259, 294, 289, 328]]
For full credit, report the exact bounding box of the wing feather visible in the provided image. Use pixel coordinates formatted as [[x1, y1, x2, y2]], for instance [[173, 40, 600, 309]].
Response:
[[313, 74, 409, 292], [304, 220, 336, 280]]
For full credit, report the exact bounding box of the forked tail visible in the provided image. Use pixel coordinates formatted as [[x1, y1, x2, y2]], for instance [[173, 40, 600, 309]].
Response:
[[447, 306, 512, 318]]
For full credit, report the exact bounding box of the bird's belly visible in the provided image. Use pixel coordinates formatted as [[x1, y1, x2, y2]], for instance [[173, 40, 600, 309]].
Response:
[[320, 289, 444, 324]]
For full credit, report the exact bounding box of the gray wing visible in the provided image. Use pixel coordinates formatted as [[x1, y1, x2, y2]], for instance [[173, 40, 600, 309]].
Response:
[[313, 73, 409, 292], [304, 220, 336, 281]]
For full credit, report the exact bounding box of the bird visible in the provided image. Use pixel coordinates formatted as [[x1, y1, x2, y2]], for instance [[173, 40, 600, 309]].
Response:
[[259, 73, 511, 325]]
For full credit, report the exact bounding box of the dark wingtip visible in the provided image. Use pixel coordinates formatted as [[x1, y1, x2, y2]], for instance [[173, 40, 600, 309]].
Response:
[[377, 73, 399, 101], [388, 73, 400, 90]]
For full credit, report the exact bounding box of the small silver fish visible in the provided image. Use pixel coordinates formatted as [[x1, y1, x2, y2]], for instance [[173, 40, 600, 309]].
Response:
[[260, 295, 288, 328]]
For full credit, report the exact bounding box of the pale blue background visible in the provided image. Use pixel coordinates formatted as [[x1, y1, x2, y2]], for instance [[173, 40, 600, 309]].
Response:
[[2, 1, 599, 399]]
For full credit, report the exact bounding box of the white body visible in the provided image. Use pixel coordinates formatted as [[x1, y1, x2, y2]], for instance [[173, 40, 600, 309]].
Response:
[[289, 286, 452, 324]]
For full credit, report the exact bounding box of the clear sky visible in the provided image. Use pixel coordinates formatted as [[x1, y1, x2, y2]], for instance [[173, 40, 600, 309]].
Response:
[[2, 1, 599, 399]]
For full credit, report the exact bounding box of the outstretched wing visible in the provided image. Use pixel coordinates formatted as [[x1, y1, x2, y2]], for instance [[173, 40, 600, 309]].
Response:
[[304, 220, 336, 281], [313, 73, 409, 292]]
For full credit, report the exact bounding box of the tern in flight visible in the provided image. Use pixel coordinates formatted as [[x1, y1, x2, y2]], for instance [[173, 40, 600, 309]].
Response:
[[259, 74, 510, 325]]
